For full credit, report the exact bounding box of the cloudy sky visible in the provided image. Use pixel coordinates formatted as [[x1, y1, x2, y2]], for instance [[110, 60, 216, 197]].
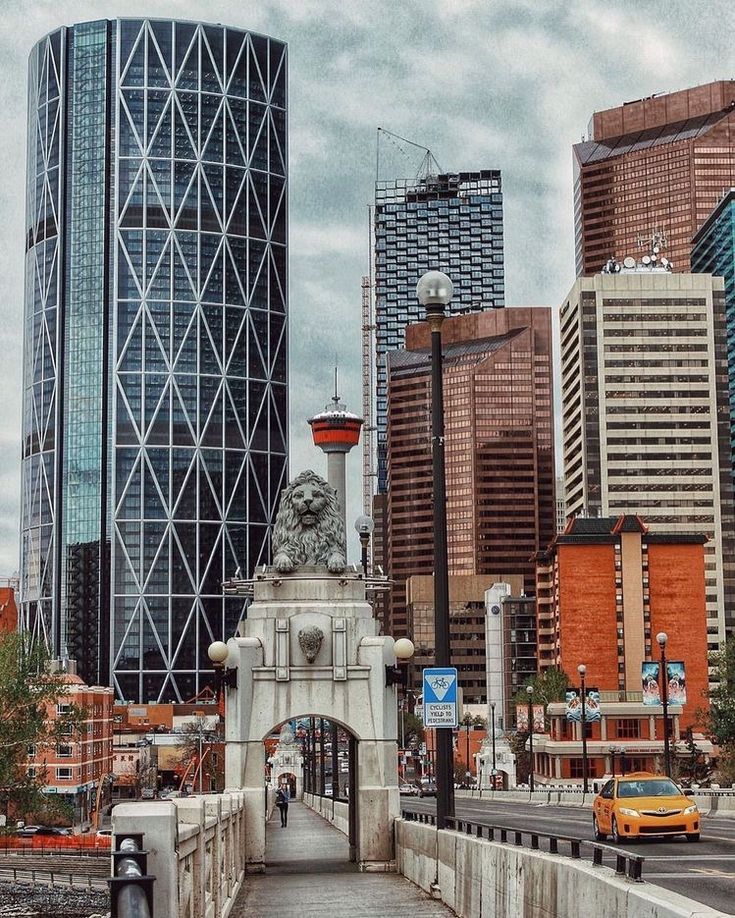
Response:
[[0, 0, 732, 573]]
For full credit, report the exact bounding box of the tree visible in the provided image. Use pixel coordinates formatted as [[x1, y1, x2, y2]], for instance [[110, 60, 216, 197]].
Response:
[[0, 632, 83, 822], [705, 638, 735, 747], [703, 638, 735, 786], [512, 667, 570, 730], [401, 713, 424, 749], [175, 716, 222, 792]]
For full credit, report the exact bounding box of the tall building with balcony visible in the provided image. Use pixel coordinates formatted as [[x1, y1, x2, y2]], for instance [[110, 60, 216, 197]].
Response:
[[373, 170, 504, 492], [574, 80, 735, 276], [385, 307, 555, 639], [560, 260, 735, 646], [20, 19, 288, 702], [692, 189, 735, 481]]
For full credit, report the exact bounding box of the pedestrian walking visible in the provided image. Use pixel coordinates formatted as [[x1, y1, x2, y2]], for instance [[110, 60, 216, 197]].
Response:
[[276, 784, 290, 827]]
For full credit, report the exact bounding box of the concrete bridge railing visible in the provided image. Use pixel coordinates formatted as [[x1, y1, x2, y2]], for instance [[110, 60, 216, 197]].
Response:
[[395, 817, 724, 918], [113, 790, 274, 918]]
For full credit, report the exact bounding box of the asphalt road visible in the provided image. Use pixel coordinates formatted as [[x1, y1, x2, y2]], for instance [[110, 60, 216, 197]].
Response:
[[402, 796, 735, 915]]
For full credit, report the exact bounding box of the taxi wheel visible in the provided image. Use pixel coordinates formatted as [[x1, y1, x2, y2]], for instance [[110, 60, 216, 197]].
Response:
[[686, 833, 700, 842], [593, 814, 606, 841], [611, 817, 625, 845]]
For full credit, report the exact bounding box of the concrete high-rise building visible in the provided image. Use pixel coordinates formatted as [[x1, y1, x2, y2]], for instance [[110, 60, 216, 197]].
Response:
[[20, 19, 288, 701], [385, 307, 555, 639], [560, 259, 735, 646], [574, 80, 735, 276], [692, 189, 735, 479], [373, 170, 504, 492]]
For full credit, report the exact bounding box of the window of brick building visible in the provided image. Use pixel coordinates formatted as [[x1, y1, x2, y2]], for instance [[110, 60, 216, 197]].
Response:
[[616, 719, 640, 739]]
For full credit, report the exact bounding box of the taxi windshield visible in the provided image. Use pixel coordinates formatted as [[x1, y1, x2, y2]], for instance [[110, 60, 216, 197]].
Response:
[[617, 779, 681, 798]]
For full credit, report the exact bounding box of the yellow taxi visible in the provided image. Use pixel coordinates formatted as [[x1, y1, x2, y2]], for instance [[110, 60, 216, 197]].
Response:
[[592, 772, 700, 843]]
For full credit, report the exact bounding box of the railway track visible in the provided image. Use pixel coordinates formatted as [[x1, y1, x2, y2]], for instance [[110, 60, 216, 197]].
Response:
[[0, 856, 109, 878]]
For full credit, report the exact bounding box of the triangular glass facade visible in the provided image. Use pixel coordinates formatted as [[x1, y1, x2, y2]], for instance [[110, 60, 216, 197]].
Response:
[[20, 19, 288, 702]]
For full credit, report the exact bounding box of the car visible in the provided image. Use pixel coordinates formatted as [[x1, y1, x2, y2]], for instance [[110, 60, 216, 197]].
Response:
[[399, 782, 418, 796], [16, 825, 42, 837], [96, 829, 112, 840], [592, 772, 700, 843]]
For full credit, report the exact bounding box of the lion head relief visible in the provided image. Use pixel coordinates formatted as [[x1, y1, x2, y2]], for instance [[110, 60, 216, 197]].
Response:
[[272, 470, 346, 573]]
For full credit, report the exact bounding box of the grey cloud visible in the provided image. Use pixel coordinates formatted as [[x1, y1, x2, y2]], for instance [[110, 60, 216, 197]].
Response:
[[0, 0, 732, 569]]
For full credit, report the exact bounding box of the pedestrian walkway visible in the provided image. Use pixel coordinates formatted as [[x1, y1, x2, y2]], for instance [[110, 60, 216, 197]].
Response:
[[231, 801, 454, 916]]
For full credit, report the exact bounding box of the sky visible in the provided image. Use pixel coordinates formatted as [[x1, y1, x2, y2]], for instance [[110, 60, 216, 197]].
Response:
[[0, 0, 732, 573]]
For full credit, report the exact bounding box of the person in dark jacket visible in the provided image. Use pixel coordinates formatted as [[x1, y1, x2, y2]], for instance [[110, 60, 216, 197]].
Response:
[[276, 784, 290, 827]]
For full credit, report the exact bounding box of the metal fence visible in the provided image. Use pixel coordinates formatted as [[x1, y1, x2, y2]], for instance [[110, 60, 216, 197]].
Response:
[[401, 808, 645, 881]]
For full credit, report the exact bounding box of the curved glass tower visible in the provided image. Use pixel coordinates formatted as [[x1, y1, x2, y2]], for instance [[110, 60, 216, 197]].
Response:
[[20, 19, 288, 701]]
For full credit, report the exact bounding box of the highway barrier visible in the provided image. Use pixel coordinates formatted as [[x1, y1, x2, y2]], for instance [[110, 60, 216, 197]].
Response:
[[396, 816, 726, 918]]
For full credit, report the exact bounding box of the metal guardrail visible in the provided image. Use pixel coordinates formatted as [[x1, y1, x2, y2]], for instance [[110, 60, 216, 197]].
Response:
[[0, 865, 107, 889], [108, 834, 155, 918], [401, 809, 645, 882]]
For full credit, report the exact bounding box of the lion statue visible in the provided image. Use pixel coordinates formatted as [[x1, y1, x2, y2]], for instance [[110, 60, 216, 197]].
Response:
[[272, 470, 346, 573]]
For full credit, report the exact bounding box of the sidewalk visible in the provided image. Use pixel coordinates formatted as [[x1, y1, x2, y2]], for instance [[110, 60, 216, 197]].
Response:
[[232, 801, 453, 917]]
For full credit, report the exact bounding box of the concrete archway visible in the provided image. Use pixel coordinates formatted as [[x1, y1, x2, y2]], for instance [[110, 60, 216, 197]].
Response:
[[223, 568, 400, 871]]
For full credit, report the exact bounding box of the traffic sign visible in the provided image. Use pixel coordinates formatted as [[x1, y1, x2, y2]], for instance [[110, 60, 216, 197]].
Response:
[[422, 667, 458, 728]]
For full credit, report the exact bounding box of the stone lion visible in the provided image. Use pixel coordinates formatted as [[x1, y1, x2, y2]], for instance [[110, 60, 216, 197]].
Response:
[[272, 470, 346, 573]]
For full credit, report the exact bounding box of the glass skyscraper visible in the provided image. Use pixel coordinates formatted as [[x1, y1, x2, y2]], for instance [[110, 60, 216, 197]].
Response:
[[373, 171, 504, 491], [20, 19, 288, 702], [692, 189, 735, 485]]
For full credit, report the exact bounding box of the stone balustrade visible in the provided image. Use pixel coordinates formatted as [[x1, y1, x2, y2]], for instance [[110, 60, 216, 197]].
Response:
[[113, 791, 274, 918]]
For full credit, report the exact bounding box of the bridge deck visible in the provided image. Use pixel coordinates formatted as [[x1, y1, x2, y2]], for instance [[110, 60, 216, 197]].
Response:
[[231, 801, 453, 916]]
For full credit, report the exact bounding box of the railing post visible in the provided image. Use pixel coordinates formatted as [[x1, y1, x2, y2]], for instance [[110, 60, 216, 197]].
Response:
[[113, 802, 177, 918]]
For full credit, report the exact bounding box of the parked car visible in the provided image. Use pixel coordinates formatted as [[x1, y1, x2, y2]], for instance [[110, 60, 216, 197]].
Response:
[[417, 778, 437, 798], [399, 782, 418, 796], [592, 772, 700, 843], [96, 829, 112, 840]]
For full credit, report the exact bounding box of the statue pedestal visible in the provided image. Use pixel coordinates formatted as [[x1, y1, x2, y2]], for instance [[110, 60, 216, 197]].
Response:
[[224, 567, 399, 870]]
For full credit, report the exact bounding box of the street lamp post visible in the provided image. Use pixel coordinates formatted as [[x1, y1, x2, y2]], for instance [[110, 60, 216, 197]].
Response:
[[465, 718, 471, 787], [526, 684, 535, 793], [657, 632, 672, 777], [490, 701, 497, 788], [578, 663, 589, 794], [354, 516, 374, 576], [417, 271, 455, 830]]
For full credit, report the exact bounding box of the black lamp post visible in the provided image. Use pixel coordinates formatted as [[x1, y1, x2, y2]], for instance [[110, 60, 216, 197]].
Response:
[[526, 684, 535, 793], [490, 701, 497, 788], [657, 632, 672, 777], [578, 663, 589, 794], [417, 270, 455, 830], [354, 516, 374, 576]]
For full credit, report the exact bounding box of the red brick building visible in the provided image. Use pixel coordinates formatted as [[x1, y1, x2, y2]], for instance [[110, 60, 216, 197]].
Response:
[[28, 671, 114, 826], [385, 308, 555, 640], [532, 515, 711, 783], [0, 581, 18, 633], [574, 80, 735, 276]]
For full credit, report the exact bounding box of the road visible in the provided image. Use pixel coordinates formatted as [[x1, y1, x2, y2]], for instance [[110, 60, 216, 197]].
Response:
[[402, 796, 735, 915]]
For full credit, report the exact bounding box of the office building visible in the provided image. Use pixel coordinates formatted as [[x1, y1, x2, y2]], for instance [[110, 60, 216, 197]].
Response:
[[406, 573, 523, 706], [561, 259, 735, 645], [532, 514, 713, 782], [574, 80, 735, 276], [385, 307, 555, 638], [20, 19, 288, 701], [534, 514, 710, 727], [373, 170, 504, 491], [692, 189, 735, 478]]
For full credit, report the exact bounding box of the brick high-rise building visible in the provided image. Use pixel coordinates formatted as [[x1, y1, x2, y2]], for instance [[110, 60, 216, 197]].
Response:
[[385, 307, 555, 639], [574, 80, 735, 276], [533, 514, 710, 734]]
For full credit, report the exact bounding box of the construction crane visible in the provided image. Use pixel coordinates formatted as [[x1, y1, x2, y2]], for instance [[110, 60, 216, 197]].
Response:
[[376, 127, 442, 183], [361, 272, 376, 516]]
